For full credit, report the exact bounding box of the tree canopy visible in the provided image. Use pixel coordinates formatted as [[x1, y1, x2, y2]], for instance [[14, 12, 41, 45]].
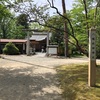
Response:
[[0, 0, 100, 57]]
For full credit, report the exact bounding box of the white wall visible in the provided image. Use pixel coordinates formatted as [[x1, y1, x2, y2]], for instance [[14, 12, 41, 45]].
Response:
[[48, 47, 57, 55]]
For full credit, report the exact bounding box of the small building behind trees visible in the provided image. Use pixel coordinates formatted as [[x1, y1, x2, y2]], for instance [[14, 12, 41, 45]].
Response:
[[0, 39, 27, 54], [30, 33, 47, 52], [0, 32, 59, 55], [0, 32, 50, 54]]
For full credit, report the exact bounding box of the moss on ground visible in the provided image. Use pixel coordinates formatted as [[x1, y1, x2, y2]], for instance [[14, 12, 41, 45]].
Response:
[[56, 64, 100, 100]]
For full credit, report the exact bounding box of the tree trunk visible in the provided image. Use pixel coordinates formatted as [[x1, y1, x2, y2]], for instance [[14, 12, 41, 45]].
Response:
[[83, 0, 89, 36], [62, 0, 68, 57]]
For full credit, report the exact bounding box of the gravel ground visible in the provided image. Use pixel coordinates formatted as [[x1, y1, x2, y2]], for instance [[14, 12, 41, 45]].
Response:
[[0, 53, 96, 100]]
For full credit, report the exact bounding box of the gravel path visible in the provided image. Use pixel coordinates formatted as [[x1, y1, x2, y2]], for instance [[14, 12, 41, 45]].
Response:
[[0, 53, 94, 100]]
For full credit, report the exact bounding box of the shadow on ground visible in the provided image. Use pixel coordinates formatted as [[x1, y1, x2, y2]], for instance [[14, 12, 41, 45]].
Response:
[[0, 67, 61, 100], [2, 57, 54, 69]]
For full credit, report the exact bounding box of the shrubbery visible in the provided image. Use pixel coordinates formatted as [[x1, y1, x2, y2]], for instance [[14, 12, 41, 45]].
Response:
[[3, 42, 19, 55]]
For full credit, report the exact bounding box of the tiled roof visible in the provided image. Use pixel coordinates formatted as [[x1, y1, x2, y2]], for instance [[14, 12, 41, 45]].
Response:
[[0, 39, 27, 43], [30, 32, 52, 41], [30, 34, 47, 41]]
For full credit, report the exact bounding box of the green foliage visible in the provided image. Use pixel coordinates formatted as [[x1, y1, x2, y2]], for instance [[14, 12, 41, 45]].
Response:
[[3, 42, 19, 55], [10, 24, 27, 39], [0, 17, 14, 38], [95, 7, 100, 58], [0, 11, 27, 39], [16, 14, 29, 29], [0, 4, 16, 39], [68, 0, 100, 56], [70, 1, 88, 47], [47, 15, 64, 45], [29, 22, 44, 30], [0, 0, 100, 57], [0, 4, 11, 19], [47, 15, 65, 55]]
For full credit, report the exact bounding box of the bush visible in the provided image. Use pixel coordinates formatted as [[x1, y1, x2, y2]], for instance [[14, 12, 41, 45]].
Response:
[[3, 42, 19, 55]]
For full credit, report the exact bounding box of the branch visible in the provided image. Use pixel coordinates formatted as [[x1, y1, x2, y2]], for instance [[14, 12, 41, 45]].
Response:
[[46, 0, 88, 56], [83, 0, 88, 19], [82, 0, 89, 35], [94, 0, 100, 19], [47, 0, 74, 36]]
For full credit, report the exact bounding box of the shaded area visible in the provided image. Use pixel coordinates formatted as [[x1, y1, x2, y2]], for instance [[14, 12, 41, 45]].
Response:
[[0, 67, 62, 100], [56, 64, 100, 100], [96, 65, 100, 87], [1, 56, 54, 69]]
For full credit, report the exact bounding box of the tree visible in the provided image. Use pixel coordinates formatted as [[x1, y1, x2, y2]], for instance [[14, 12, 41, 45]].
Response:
[[70, 0, 88, 52], [16, 14, 29, 29], [3, 42, 19, 55], [70, 0, 100, 57], [29, 22, 44, 30], [5, 0, 99, 56], [49, 16, 64, 55], [47, 0, 89, 55], [0, 4, 14, 38], [0, 5, 25, 39], [95, 1, 100, 58], [0, 1, 31, 39], [62, 0, 69, 57]]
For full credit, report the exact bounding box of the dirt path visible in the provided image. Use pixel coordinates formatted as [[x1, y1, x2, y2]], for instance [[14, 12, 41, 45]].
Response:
[[0, 54, 63, 100], [0, 54, 90, 100]]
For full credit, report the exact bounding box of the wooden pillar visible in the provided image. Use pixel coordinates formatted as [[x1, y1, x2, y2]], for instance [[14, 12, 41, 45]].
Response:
[[23, 43, 25, 50], [26, 32, 30, 56], [88, 28, 96, 87], [46, 32, 49, 56], [23, 43, 25, 54]]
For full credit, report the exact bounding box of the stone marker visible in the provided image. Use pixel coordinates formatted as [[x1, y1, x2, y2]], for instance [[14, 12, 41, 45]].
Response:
[[88, 28, 96, 87]]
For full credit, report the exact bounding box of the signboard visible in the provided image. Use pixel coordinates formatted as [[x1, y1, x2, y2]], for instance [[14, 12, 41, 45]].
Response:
[[47, 45, 58, 55], [48, 48, 57, 55], [89, 29, 96, 60]]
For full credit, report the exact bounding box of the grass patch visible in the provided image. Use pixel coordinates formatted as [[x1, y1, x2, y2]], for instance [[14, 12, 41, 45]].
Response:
[[56, 64, 100, 100]]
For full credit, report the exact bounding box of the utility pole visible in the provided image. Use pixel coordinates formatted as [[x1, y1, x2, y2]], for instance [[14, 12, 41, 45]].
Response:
[[62, 0, 68, 57]]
